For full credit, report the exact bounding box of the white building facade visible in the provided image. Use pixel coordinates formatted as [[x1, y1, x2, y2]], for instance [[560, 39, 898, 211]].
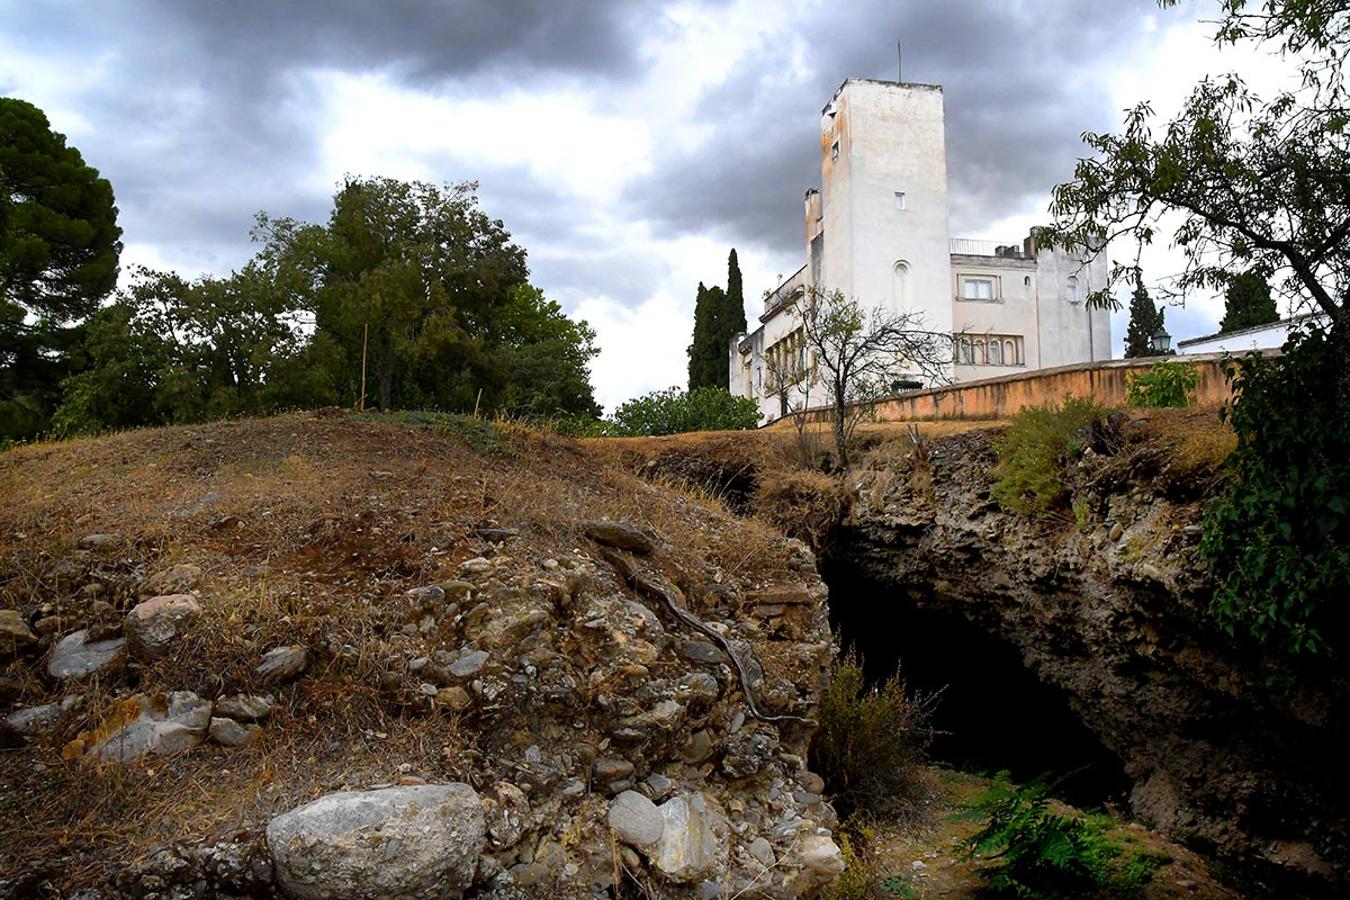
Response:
[[731, 79, 1111, 423]]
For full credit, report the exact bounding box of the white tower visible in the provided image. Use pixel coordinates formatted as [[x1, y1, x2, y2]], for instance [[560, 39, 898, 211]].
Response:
[[811, 80, 954, 350]]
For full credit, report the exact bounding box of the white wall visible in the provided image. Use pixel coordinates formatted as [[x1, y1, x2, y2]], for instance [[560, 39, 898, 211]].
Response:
[[1032, 243, 1112, 367], [1178, 315, 1321, 355]]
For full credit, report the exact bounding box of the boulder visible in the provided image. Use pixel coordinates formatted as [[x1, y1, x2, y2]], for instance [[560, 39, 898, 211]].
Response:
[[138, 563, 204, 597], [651, 792, 729, 883], [48, 630, 126, 679], [266, 783, 484, 899], [256, 645, 309, 683], [608, 790, 664, 848], [68, 691, 211, 762], [213, 693, 274, 722], [209, 716, 260, 748], [5, 695, 82, 735], [583, 521, 655, 554], [78, 533, 120, 550], [0, 609, 37, 654], [125, 594, 202, 659], [448, 649, 489, 678]]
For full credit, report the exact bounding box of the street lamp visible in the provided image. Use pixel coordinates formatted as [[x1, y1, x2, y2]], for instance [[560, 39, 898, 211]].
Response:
[[1149, 325, 1172, 354]]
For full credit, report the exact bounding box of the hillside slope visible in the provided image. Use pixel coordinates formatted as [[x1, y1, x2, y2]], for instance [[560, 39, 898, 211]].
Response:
[[0, 412, 838, 897]]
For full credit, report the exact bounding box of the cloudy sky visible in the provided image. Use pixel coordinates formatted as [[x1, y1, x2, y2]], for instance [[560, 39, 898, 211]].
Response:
[[0, 0, 1288, 411]]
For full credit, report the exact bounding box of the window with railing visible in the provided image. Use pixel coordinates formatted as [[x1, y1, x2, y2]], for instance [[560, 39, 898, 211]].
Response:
[[955, 334, 1024, 367]]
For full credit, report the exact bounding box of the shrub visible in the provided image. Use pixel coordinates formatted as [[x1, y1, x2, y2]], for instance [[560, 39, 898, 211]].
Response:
[[963, 773, 1167, 897], [1202, 326, 1350, 659], [810, 652, 931, 818], [991, 397, 1108, 517], [1125, 360, 1200, 408], [608, 386, 761, 436]]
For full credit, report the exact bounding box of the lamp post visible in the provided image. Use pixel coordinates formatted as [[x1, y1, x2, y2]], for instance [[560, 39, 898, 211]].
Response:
[[1150, 326, 1173, 355]]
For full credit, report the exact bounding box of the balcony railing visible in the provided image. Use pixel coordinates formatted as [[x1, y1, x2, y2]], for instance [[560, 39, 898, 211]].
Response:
[[949, 238, 999, 256]]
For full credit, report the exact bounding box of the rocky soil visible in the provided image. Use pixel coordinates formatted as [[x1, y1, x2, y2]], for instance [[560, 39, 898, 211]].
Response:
[[837, 411, 1350, 890], [0, 412, 844, 898]]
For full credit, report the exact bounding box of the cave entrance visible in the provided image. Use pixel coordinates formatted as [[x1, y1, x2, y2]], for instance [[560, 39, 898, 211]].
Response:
[[819, 559, 1132, 809]]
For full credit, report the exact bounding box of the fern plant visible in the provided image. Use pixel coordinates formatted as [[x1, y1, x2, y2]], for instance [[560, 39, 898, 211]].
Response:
[[962, 773, 1165, 898]]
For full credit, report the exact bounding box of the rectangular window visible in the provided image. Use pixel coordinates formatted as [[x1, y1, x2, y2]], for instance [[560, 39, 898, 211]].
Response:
[[960, 276, 996, 301], [894, 191, 907, 210]]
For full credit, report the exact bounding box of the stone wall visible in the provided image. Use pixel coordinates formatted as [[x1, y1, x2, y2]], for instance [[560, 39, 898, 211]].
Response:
[[769, 351, 1262, 427]]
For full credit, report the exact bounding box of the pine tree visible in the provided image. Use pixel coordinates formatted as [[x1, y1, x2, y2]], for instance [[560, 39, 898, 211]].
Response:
[[1219, 271, 1279, 333], [1123, 279, 1166, 358]]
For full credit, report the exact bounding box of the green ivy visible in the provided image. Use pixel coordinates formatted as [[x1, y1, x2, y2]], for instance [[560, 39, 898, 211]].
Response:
[[1124, 360, 1200, 408], [1202, 327, 1350, 659]]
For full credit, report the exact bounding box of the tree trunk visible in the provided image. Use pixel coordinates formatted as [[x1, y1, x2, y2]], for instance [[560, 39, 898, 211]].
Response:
[[377, 337, 395, 412], [833, 403, 849, 470]]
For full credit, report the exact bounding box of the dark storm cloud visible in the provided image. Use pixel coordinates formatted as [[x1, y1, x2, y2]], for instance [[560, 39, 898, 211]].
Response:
[[0, 0, 668, 273], [626, 0, 1161, 263], [3, 0, 1168, 305]]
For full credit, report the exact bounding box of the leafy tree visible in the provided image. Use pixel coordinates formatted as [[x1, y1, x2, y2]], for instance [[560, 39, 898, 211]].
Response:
[[1, 97, 122, 438], [782, 285, 951, 469], [51, 265, 333, 434], [1219, 270, 1279, 332], [1046, 0, 1350, 405], [1202, 325, 1350, 659], [1123, 278, 1167, 358], [257, 177, 595, 417]]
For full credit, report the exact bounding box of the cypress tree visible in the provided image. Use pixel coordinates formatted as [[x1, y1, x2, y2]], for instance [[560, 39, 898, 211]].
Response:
[[1124, 278, 1166, 358], [688, 282, 714, 390], [725, 249, 746, 337], [1219, 271, 1279, 333]]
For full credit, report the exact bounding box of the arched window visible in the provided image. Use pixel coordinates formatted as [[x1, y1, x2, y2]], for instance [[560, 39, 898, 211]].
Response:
[[1066, 275, 1080, 303], [892, 260, 910, 308], [989, 340, 1003, 365], [1004, 339, 1017, 365], [974, 340, 987, 365]]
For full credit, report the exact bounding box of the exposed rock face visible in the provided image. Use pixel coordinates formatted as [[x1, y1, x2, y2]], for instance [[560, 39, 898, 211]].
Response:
[[842, 425, 1350, 885], [265, 783, 485, 899], [47, 629, 126, 679]]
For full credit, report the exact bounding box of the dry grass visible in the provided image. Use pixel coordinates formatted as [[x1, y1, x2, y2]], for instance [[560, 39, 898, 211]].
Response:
[[0, 410, 803, 887]]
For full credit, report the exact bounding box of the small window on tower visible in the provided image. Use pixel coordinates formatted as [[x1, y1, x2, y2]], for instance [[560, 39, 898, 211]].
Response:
[[1066, 275, 1081, 303], [831, 140, 840, 160], [894, 191, 907, 210]]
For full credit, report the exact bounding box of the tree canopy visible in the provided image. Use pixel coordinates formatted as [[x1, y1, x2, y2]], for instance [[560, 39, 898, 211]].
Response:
[[38, 176, 601, 438], [1, 97, 122, 439], [1219, 270, 1279, 333], [1046, 0, 1350, 398]]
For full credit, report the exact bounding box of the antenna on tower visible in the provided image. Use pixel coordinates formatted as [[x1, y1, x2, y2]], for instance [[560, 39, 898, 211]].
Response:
[[897, 42, 902, 82]]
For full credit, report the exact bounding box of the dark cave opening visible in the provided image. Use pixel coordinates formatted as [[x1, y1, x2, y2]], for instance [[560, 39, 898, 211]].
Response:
[[819, 557, 1133, 810]]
